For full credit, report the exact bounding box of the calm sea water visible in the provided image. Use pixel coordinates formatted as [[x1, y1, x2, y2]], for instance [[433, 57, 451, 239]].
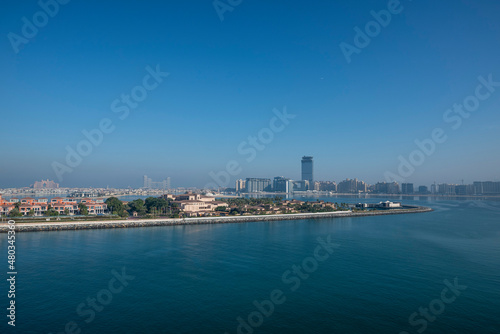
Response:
[[1, 197, 499, 334]]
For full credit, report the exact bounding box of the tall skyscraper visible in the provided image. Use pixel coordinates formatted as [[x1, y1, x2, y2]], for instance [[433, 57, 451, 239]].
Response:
[[301, 156, 313, 189]]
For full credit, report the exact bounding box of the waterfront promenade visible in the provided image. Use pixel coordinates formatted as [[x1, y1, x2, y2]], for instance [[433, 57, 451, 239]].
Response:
[[0, 206, 432, 233]]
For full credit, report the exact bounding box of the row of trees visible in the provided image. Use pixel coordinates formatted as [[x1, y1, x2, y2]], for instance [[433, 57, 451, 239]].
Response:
[[223, 198, 351, 215], [291, 202, 336, 213], [105, 197, 181, 218], [225, 196, 283, 207]]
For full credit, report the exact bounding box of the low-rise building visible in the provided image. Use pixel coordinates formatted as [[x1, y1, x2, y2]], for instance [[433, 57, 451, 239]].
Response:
[[0, 195, 107, 216], [355, 201, 402, 209], [174, 200, 228, 216], [161, 193, 227, 216]]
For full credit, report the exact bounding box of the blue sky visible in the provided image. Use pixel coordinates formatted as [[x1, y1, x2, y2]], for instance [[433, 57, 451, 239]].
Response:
[[1, 0, 499, 188]]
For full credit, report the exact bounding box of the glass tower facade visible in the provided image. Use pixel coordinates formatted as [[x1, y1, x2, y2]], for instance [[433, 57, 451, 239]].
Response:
[[301, 156, 313, 188]]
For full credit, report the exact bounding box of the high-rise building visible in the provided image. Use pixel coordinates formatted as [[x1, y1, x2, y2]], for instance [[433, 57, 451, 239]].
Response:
[[316, 181, 337, 192], [373, 182, 400, 194], [245, 178, 272, 193], [438, 183, 456, 195], [473, 181, 500, 194], [338, 178, 367, 193], [401, 183, 414, 194], [273, 176, 294, 193], [338, 179, 356, 193], [418, 186, 429, 194], [455, 184, 473, 195], [235, 179, 246, 192], [162, 177, 171, 190], [143, 175, 170, 190], [388, 182, 400, 194], [357, 180, 367, 193], [301, 156, 313, 189], [292, 180, 309, 191], [33, 179, 59, 189]]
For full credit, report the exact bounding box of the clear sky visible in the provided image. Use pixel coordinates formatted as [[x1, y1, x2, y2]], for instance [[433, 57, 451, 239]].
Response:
[[1, 0, 499, 188]]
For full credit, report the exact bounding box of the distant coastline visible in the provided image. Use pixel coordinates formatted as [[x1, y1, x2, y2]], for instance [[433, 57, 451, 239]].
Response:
[[2, 192, 498, 200], [0, 206, 432, 233], [253, 192, 500, 198]]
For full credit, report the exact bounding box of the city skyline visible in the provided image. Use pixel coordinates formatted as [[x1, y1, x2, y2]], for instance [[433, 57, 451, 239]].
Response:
[[7, 172, 500, 195], [4, 152, 500, 191]]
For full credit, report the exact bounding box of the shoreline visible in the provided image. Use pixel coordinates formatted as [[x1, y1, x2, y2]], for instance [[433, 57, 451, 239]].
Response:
[[2, 192, 499, 199], [255, 192, 500, 199], [0, 206, 432, 233]]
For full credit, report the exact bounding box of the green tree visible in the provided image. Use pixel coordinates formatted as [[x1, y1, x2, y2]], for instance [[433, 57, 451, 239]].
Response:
[[145, 197, 168, 214], [45, 208, 59, 216], [128, 199, 146, 216], [9, 208, 22, 217], [215, 206, 227, 212], [119, 205, 129, 218], [105, 197, 124, 215], [229, 208, 241, 215], [64, 208, 70, 216], [78, 203, 88, 216], [28, 209, 35, 217], [169, 201, 180, 217]]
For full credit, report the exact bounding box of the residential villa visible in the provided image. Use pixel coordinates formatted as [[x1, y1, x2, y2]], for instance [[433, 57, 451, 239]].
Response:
[[162, 193, 229, 217], [79, 198, 107, 214], [0, 194, 107, 216]]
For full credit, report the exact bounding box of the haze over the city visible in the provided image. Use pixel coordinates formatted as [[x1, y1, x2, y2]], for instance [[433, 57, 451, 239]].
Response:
[[1, 0, 500, 188]]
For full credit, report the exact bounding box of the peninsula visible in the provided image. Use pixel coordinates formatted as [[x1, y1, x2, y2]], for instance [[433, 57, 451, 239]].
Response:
[[0, 194, 432, 233]]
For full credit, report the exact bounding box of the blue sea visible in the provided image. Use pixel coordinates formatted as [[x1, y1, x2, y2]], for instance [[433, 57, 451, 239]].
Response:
[[1, 197, 499, 333]]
